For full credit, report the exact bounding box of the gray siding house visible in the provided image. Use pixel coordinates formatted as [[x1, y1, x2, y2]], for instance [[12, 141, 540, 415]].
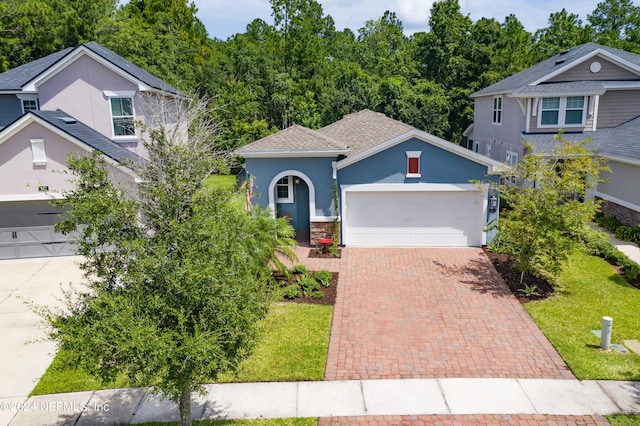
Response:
[[0, 43, 183, 259], [467, 43, 640, 225]]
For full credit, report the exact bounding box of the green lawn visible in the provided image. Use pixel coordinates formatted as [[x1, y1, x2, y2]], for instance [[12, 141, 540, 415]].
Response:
[[204, 174, 237, 191], [607, 415, 640, 426], [525, 250, 640, 380], [31, 303, 332, 395], [136, 419, 317, 426]]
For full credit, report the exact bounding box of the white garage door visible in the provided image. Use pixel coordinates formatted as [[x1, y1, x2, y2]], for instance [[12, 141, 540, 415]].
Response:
[[0, 201, 75, 259], [343, 186, 486, 247]]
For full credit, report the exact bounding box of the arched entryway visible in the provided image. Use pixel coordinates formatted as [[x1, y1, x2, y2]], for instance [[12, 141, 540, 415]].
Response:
[[268, 170, 316, 243]]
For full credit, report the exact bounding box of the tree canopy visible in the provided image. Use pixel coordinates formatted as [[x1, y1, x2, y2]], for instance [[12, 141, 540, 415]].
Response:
[[3, 0, 640, 147]]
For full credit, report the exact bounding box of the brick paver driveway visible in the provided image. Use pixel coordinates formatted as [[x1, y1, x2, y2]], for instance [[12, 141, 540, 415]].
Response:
[[313, 247, 573, 381]]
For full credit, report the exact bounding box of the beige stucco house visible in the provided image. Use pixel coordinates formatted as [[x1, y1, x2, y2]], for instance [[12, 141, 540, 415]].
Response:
[[0, 43, 184, 258]]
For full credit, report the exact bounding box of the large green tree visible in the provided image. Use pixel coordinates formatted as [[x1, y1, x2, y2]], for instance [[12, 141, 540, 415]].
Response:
[[495, 135, 610, 282], [588, 0, 640, 50], [42, 97, 295, 426]]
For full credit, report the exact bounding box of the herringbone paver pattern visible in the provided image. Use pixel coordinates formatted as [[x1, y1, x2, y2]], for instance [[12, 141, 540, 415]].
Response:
[[315, 248, 572, 380]]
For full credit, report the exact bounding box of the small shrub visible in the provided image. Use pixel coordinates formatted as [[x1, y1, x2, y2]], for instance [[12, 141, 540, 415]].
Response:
[[518, 283, 540, 298], [577, 226, 640, 282], [315, 270, 332, 287], [291, 264, 308, 275], [328, 244, 340, 258], [309, 290, 325, 299], [283, 284, 301, 299], [298, 275, 320, 293]]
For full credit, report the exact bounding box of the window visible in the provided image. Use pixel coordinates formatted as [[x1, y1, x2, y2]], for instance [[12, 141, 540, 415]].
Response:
[[539, 96, 585, 127], [30, 139, 46, 166], [485, 144, 492, 158], [492, 96, 503, 124], [21, 99, 39, 113], [405, 151, 422, 178], [565, 96, 585, 125], [506, 151, 518, 166], [275, 176, 293, 203], [109, 97, 135, 137], [473, 141, 480, 153]]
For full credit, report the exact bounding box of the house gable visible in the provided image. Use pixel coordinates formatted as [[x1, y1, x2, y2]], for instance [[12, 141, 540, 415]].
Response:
[[546, 54, 640, 83], [337, 136, 498, 186]]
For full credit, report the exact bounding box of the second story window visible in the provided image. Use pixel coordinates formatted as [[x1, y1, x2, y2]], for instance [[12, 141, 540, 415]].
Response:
[[539, 96, 585, 127], [492, 96, 502, 124], [110, 97, 135, 137], [21, 98, 39, 113]]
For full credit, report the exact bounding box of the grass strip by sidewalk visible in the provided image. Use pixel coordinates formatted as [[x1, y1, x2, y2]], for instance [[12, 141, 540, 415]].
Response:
[[136, 419, 317, 426], [525, 250, 640, 380], [31, 303, 333, 395]]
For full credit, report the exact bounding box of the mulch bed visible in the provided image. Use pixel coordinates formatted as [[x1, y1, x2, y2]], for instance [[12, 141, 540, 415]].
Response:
[[483, 248, 555, 304], [273, 271, 339, 306], [308, 248, 342, 259]]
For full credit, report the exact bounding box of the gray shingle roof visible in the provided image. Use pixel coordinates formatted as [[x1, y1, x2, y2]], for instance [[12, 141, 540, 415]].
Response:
[[523, 116, 640, 162], [0, 48, 73, 91], [235, 124, 347, 154], [472, 43, 640, 98], [318, 109, 415, 157], [510, 81, 608, 96], [236, 110, 415, 157], [0, 42, 184, 96], [31, 110, 143, 166]]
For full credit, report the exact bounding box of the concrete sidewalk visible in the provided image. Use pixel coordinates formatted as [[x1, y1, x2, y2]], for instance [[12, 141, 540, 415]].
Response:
[[591, 224, 640, 264], [5, 378, 640, 425]]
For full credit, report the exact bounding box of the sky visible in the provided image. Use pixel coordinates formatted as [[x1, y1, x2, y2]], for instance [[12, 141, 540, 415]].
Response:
[[191, 0, 604, 41]]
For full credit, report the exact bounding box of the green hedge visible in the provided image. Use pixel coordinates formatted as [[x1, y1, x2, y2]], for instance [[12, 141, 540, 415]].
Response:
[[576, 226, 639, 281], [595, 212, 640, 246]]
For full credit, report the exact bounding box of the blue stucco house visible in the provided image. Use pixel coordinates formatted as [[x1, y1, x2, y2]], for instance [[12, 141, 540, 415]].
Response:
[[236, 110, 506, 247]]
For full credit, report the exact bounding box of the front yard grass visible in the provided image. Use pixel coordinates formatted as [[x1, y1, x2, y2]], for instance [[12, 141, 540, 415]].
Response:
[[135, 418, 317, 425], [525, 250, 640, 380], [31, 303, 332, 395]]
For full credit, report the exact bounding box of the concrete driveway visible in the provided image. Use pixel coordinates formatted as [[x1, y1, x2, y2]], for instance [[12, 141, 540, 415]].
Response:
[[319, 248, 573, 381], [0, 256, 83, 426]]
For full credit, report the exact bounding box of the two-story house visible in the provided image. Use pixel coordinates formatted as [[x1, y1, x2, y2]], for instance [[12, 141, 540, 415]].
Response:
[[467, 42, 640, 226], [0, 42, 184, 259]]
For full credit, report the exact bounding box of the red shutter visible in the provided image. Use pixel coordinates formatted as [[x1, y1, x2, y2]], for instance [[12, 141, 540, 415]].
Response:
[[408, 157, 419, 174]]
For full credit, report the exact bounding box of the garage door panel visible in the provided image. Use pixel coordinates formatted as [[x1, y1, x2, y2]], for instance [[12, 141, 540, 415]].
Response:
[[344, 189, 484, 247]]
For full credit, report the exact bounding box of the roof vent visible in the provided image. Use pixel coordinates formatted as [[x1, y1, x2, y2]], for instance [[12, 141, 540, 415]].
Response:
[[555, 59, 566, 65], [559, 49, 571, 55], [56, 116, 77, 124]]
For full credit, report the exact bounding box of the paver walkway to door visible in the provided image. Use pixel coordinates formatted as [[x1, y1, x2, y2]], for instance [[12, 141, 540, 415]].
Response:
[[309, 247, 573, 381]]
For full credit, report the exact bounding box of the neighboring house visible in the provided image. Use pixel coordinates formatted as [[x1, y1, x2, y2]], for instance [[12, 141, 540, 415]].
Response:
[[236, 109, 506, 247], [468, 42, 640, 226], [0, 43, 184, 259]]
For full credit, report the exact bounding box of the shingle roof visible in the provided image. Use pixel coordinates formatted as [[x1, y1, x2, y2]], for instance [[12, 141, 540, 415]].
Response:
[[510, 81, 608, 96], [31, 110, 143, 166], [522, 116, 640, 162], [317, 109, 414, 157], [0, 48, 73, 91], [472, 43, 640, 98], [235, 124, 347, 154], [0, 42, 183, 96], [236, 110, 415, 157]]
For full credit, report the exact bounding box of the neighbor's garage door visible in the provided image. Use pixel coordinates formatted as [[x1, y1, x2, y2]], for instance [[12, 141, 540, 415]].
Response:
[[0, 201, 75, 259], [343, 186, 486, 247]]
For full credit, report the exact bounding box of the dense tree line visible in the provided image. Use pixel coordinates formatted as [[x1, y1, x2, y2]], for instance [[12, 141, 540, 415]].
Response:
[[2, 0, 640, 147]]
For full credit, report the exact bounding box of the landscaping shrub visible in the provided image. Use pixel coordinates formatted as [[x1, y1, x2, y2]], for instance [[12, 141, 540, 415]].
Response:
[[315, 270, 332, 287], [596, 213, 640, 246], [298, 275, 320, 293], [309, 290, 325, 299], [283, 284, 301, 299], [291, 264, 308, 275]]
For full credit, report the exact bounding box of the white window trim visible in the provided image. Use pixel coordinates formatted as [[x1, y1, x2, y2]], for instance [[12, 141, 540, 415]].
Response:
[[506, 150, 518, 166], [105, 91, 137, 140], [275, 176, 294, 203], [17, 94, 40, 114], [405, 151, 422, 178], [30, 138, 47, 166], [473, 141, 480, 153], [492, 96, 503, 125], [537, 96, 586, 128]]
